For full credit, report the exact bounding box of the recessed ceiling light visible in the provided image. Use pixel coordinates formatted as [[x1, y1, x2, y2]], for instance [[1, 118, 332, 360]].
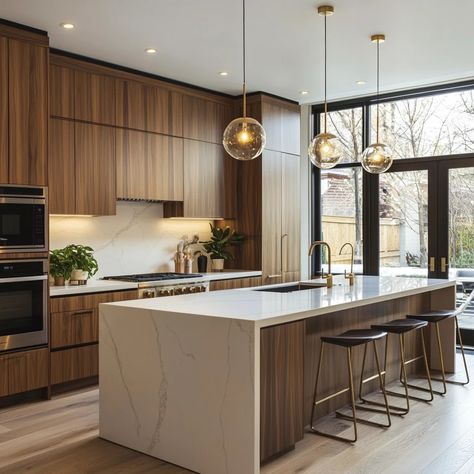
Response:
[[60, 22, 75, 30], [300, 90, 309, 95], [145, 48, 157, 54], [356, 80, 367, 85], [219, 71, 229, 76]]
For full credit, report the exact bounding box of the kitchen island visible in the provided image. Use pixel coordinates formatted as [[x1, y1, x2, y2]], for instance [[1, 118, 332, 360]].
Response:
[[99, 276, 456, 474]]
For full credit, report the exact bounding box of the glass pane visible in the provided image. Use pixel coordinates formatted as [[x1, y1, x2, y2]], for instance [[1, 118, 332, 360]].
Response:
[[370, 90, 474, 158], [449, 168, 474, 332], [321, 167, 363, 274], [319, 108, 363, 164], [379, 170, 428, 277]]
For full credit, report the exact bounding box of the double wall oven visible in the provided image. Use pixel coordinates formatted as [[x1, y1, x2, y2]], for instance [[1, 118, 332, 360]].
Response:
[[0, 185, 48, 352]]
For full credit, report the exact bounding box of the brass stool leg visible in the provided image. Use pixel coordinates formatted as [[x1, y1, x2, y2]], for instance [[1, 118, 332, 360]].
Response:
[[425, 322, 448, 395], [310, 342, 325, 430], [454, 316, 470, 385], [385, 334, 409, 414]]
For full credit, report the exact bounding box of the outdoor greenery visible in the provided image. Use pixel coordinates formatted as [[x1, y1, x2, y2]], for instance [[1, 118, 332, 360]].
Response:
[[200, 224, 244, 260]]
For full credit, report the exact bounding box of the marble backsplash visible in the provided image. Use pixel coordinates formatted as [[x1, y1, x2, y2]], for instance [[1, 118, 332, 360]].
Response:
[[49, 201, 212, 278]]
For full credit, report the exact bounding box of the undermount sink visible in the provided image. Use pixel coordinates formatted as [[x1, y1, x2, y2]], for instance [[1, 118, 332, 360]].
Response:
[[253, 281, 327, 293]]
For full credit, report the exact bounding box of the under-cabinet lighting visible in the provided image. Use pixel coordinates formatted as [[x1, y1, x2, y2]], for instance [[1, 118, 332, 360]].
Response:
[[50, 214, 95, 218], [167, 217, 224, 221]]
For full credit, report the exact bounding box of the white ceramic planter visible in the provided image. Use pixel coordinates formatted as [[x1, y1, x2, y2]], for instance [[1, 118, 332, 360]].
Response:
[[71, 269, 88, 283], [211, 258, 224, 271]]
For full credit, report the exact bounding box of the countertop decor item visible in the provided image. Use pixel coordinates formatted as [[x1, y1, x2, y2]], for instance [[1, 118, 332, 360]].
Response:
[[174, 235, 199, 274], [200, 224, 244, 271], [49, 248, 74, 286], [64, 244, 99, 285], [361, 34, 393, 174], [222, 0, 266, 161], [308, 5, 342, 170]]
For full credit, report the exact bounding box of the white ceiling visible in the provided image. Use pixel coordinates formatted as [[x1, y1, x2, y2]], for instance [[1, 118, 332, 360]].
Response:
[[1, 0, 474, 104]]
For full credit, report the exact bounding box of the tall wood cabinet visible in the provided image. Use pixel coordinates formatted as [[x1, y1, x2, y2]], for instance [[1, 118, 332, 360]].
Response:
[[0, 26, 49, 186]]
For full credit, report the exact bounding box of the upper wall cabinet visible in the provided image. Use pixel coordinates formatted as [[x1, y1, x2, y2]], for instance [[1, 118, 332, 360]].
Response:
[[182, 95, 233, 144], [75, 70, 116, 126], [0, 37, 8, 184], [50, 64, 74, 119], [116, 129, 184, 202], [115, 79, 183, 136]]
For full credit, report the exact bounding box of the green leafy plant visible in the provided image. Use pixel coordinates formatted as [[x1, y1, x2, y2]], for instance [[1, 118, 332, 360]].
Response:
[[200, 224, 244, 260], [63, 244, 99, 278], [49, 248, 74, 280]]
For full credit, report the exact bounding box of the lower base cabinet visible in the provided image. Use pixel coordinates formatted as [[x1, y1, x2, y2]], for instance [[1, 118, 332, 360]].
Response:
[[0, 348, 48, 397], [209, 276, 262, 291], [51, 345, 98, 385]]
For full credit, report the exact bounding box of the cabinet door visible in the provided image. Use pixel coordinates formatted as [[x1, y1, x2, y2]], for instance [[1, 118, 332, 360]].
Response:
[[116, 129, 183, 201], [75, 122, 116, 216], [5, 349, 48, 395], [50, 64, 75, 118], [282, 153, 300, 281], [183, 95, 231, 144], [183, 140, 224, 218], [0, 37, 7, 183], [51, 308, 98, 349], [262, 150, 283, 284], [8, 39, 48, 185], [75, 70, 115, 125], [49, 119, 75, 214], [51, 345, 98, 385]]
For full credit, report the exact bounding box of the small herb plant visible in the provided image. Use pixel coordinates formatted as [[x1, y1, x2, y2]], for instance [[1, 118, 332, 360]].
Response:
[[200, 224, 244, 260], [63, 244, 99, 278]]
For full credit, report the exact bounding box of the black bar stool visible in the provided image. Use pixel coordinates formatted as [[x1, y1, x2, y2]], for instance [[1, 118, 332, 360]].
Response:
[[358, 319, 433, 416], [309, 329, 391, 443]]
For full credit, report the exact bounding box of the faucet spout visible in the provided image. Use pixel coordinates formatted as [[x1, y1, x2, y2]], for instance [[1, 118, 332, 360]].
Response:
[[308, 240, 333, 288], [339, 242, 355, 285]]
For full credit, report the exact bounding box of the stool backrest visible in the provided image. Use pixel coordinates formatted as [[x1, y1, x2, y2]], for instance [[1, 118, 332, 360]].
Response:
[[454, 288, 474, 316]]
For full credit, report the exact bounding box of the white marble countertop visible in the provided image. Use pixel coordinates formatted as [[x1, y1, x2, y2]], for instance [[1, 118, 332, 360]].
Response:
[[104, 275, 455, 328], [49, 270, 262, 297]]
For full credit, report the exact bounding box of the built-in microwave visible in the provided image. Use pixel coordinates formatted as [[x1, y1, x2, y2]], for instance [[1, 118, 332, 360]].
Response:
[[0, 185, 48, 253], [0, 259, 48, 351]]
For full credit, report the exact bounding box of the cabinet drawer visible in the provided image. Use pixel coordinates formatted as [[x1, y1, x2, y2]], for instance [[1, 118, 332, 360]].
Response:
[[51, 345, 98, 385], [0, 348, 48, 397], [51, 309, 98, 349]]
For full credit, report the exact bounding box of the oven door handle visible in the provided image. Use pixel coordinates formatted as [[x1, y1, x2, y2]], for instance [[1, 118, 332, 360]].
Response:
[[0, 275, 48, 283]]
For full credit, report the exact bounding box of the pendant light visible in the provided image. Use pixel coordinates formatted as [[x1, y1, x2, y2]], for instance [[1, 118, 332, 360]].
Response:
[[361, 34, 393, 174], [308, 5, 342, 169], [223, 0, 266, 161]]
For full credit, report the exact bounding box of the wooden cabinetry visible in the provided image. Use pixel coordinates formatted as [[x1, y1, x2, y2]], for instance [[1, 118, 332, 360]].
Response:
[[116, 129, 183, 201], [260, 320, 304, 461], [116, 79, 183, 135], [6, 37, 48, 185], [164, 140, 237, 218], [0, 348, 48, 397], [50, 64, 74, 119], [0, 37, 8, 184], [50, 289, 138, 388], [75, 122, 116, 215], [209, 276, 262, 291], [182, 95, 232, 144]]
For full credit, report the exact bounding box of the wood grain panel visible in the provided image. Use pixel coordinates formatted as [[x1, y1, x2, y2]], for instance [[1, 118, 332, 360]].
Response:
[[116, 129, 183, 201], [261, 100, 282, 153], [8, 38, 48, 185], [262, 150, 282, 284], [51, 309, 98, 349], [48, 118, 75, 214], [50, 64, 74, 118], [209, 276, 262, 291], [0, 251, 49, 260], [0, 37, 7, 183], [260, 320, 305, 462], [50, 289, 138, 313], [51, 345, 98, 385], [75, 70, 115, 126], [0, 24, 49, 46], [280, 105, 300, 156], [0, 355, 8, 397], [282, 153, 300, 280], [75, 122, 116, 216]]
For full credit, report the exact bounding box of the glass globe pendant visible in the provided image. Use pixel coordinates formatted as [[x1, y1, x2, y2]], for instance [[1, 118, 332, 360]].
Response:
[[308, 5, 342, 170], [222, 0, 266, 161], [361, 34, 393, 174]]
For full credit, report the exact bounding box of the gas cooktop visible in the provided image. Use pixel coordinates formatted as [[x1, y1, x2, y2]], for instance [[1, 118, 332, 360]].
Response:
[[103, 272, 203, 283]]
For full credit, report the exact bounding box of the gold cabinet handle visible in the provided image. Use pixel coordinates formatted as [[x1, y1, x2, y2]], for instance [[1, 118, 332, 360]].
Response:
[[429, 257, 436, 272], [281, 233, 288, 274], [440, 257, 448, 273]]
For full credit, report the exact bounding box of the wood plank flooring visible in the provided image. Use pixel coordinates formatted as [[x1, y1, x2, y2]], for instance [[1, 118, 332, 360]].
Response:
[[0, 353, 473, 473]]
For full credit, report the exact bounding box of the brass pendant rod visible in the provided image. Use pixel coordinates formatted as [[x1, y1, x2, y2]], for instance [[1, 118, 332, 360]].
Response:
[[242, 0, 247, 118], [376, 39, 380, 143], [323, 13, 328, 134]]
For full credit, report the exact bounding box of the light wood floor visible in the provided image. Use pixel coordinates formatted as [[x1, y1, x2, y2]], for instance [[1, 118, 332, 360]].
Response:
[[0, 353, 473, 474]]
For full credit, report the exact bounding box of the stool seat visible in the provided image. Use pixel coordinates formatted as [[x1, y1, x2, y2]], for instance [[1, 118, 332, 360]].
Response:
[[406, 310, 454, 323], [371, 318, 428, 334], [321, 329, 387, 347]]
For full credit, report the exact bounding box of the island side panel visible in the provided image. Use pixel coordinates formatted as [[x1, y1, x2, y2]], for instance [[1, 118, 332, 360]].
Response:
[[260, 320, 305, 463], [304, 292, 431, 423], [99, 305, 258, 474]]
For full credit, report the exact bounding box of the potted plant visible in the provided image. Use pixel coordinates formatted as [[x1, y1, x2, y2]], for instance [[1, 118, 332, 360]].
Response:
[[200, 224, 244, 271], [64, 244, 99, 284], [49, 248, 73, 286]]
